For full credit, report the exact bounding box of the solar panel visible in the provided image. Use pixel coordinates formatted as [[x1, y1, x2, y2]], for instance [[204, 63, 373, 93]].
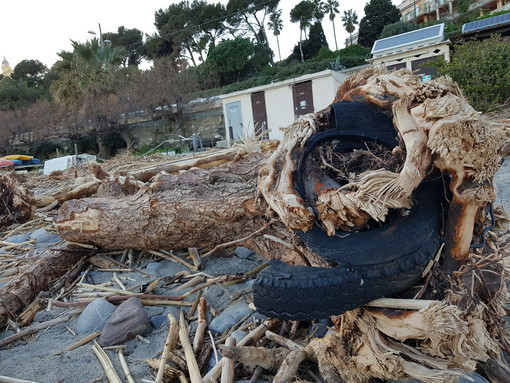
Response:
[[462, 13, 510, 34], [371, 24, 445, 58]]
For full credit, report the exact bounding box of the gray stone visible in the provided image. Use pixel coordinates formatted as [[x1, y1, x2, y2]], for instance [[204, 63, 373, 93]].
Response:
[[145, 262, 163, 272], [29, 228, 49, 240], [230, 330, 248, 344], [309, 323, 328, 338], [4, 233, 30, 244], [209, 302, 254, 333], [235, 246, 256, 259], [99, 297, 153, 346], [150, 315, 168, 329], [76, 298, 116, 334], [208, 351, 223, 370], [35, 233, 62, 247]]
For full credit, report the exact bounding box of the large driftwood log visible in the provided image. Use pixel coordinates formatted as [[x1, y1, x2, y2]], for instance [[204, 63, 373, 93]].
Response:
[[55, 153, 329, 267], [0, 250, 86, 326]]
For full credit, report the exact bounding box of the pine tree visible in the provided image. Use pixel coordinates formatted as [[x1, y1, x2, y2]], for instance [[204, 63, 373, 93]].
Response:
[[357, 0, 401, 49]]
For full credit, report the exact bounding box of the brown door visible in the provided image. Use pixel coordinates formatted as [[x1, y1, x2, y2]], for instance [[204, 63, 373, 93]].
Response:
[[251, 91, 269, 140], [293, 80, 314, 117]]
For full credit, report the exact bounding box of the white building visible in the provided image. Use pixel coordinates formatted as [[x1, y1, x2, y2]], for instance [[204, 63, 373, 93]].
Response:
[[219, 68, 362, 142], [367, 23, 450, 79]]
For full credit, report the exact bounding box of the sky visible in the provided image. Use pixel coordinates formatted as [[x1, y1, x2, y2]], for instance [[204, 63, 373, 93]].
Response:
[[1, 0, 402, 70]]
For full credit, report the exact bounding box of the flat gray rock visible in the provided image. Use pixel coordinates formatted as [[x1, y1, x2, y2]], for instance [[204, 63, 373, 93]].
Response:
[[29, 228, 49, 240], [99, 297, 152, 346], [4, 233, 31, 244], [35, 233, 62, 247], [235, 246, 256, 259], [209, 302, 254, 334], [76, 298, 116, 334]]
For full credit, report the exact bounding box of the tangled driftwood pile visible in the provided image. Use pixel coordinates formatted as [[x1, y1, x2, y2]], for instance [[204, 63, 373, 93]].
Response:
[[1, 65, 510, 382]]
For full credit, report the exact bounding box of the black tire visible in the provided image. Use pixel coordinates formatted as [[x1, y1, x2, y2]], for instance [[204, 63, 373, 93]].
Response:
[[253, 102, 446, 321]]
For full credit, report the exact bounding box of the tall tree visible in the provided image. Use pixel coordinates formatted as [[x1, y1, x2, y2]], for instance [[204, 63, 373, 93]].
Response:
[[268, 9, 283, 62], [290, 0, 316, 62], [205, 37, 272, 85], [11, 60, 48, 88], [152, 1, 228, 66], [324, 0, 340, 51], [226, 0, 279, 58], [342, 9, 359, 46], [102, 26, 145, 68], [50, 39, 128, 158], [357, 0, 400, 49]]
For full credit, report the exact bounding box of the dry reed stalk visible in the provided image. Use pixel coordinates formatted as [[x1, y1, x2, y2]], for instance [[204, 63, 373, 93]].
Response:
[[155, 314, 179, 383], [220, 337, 236, 383], [117, 349, 136, 383], [91, 341, 122, 383], [65, 330, 101, 351], [179, 311, 202, 383], [193, 297, 208, 352]]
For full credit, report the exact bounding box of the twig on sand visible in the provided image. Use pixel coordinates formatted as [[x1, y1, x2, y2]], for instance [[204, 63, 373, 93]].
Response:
[[117, 348, 136, 383], [179, 311, 202, 383], [155, 314, 178, 383], [91, 341, 122, 383], [0, 316, 70, 349]]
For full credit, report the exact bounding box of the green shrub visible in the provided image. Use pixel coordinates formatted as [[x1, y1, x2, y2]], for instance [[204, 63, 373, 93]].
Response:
[[435, 35, 510, 111]]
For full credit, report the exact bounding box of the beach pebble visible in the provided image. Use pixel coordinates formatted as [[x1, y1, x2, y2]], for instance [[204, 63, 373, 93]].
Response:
[[4, 233, 31, 244], [99, 297, 153, 346], [35, 233, 62, 247], [235, 246, 255, 259], [209, 302, 254, 333], [230, 330, 248, 343], [150, 315, 168, 329], [29, 228, 49, 240], [309, 323, 329, 338], [208, 351, 223, 370], [76, 298, 116, 334]]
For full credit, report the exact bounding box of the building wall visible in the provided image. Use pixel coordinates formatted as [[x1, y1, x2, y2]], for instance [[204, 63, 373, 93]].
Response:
[[265, 86, 294, 141], [370, 42, 450, 77], [397, 0, 506, 25], [220, 70, 348, 142]]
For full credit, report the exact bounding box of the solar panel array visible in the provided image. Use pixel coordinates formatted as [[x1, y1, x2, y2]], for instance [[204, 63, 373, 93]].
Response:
[[462, 13, 510, 34], [371, 24, 444, 57]]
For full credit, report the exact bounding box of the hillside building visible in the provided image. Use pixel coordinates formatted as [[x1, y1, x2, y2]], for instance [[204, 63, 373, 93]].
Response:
[[1, 57, 13, 77]]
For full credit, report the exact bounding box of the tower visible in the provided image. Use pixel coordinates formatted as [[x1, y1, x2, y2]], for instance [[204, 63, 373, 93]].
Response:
[[2, 57, 13, 77]]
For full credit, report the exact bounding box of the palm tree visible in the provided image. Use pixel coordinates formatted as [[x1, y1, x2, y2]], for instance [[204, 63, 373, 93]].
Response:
[[324, 0, 340, 51], [290, 1, 316, 63], [51, 39, 126, 106], [268, 9, 284, 62], [341, 9, 359, 46], [50, 38, 127, 158]]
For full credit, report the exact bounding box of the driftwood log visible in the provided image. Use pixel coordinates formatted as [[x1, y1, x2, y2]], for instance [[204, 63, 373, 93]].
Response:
[[0, 174, 34, 230], [2, 66, 510, 382]]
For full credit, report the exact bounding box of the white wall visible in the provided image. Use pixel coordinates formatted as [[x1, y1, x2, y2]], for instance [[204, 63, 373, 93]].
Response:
[[265, 85, 294, 141], [221, 70, 350, 142], [311, 72, 347, 112]]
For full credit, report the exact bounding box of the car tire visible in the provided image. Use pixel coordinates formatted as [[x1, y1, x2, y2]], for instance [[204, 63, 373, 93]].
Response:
[[253, 102, 446, 320]]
